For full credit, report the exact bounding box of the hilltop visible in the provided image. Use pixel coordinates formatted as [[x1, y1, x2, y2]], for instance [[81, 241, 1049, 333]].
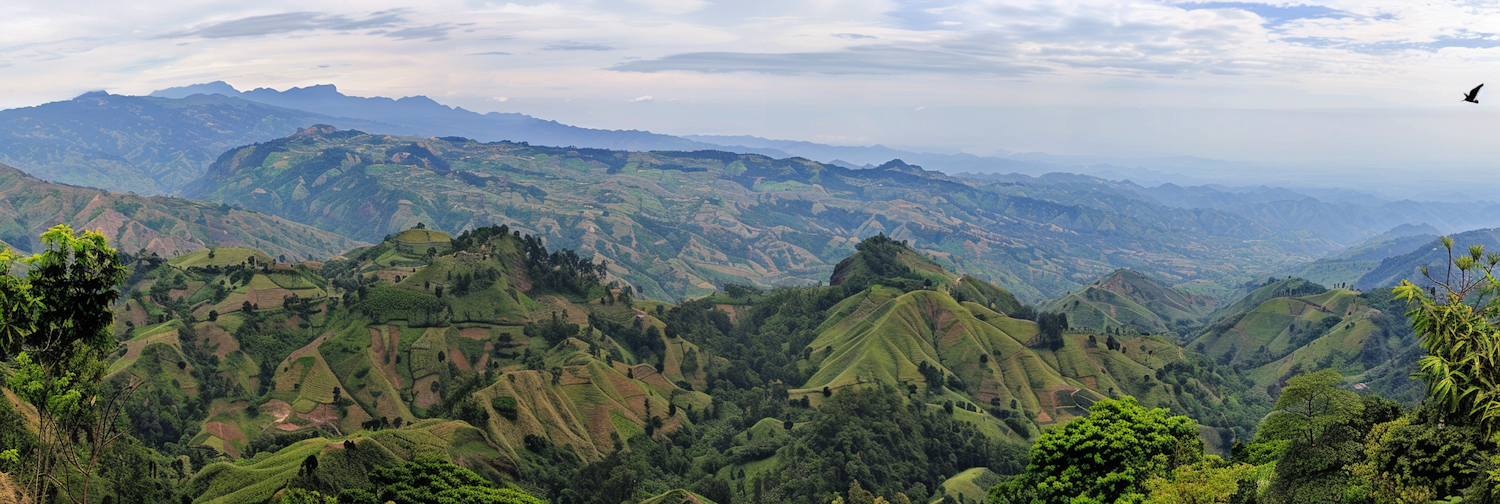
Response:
[[98, 223, 734, 502], [0, 163, 360, 260], [1187, 277, 1420, 400], [88, 230, 1267, 504], [1040, 269, 1215, 336]]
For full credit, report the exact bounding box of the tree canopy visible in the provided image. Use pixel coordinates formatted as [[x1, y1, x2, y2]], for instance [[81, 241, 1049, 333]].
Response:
[[991, 397, 1201, 504]]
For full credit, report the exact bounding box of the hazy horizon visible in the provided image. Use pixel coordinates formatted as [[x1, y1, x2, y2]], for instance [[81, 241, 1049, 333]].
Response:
[[5, 0, 1500, 197]]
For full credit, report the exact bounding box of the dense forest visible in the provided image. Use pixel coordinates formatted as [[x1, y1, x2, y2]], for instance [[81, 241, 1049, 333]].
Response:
[[0, 226, 1497, 504]]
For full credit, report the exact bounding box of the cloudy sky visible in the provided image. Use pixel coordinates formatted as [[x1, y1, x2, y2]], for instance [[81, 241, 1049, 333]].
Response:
[[4, 0, 1500, 191]]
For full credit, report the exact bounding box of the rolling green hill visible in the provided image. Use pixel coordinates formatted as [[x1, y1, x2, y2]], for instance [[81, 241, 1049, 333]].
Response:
[[1040, 269, 1215, 336], [101, 231, 1271, 504], [0, 163, 361, 260], [1188, 280, 1419, 399], [183, 127, 1342, 302], [788, 238, 1242, 444], [1210, 277, 1328, 321], [111, 224, 726, 501], [183, 420, 512, 504]]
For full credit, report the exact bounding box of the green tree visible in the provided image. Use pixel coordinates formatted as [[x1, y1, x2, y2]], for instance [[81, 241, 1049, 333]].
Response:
[[354, 457, 544, 504], [276, 488, 338, 504], [1142, 458, 1255, 504], [990, 396, 1201, 504], [1346, 404, 1493, 504], [848, 479, 877, 504], [0, 225, 131, 504], [1258, 369, 1362, 447], [1252, 394, 1399, 504], [1396, 238, 1500, 431], [1035, 312, 1068, 350]]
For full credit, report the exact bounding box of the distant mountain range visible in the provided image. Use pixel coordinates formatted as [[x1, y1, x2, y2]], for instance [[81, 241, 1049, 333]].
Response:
[[0, 162, 361, 260], [1354, 227, 1500, 291], [0, 82, 1495, 298], [0, 91, 408, 194], [151, 82, 723, 153], [180, 126, 1349, 301]]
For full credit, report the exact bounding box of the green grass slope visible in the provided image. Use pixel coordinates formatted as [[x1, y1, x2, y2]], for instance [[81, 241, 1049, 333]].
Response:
[[475, 353, 706, 462], [801, 273, 1228, 436], [109, 225, 723, 471], [185, 420, 508, 504], [1211, 277, 1327, 321], [1042, 269, 1215, 335], [1190, 286, 1401, 388], [0, 163, 361, 261], [943, 467, 1001, 503]]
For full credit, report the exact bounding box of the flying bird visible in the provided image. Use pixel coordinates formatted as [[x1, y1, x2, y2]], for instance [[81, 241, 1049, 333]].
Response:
[[1464, 84, 1483, 103]]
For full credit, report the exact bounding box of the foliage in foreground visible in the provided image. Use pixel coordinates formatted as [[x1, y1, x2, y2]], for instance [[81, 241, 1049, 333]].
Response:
[[333, 457, 544, 504], [1, 225, 134, 504], [990, 397, 1201, 504]]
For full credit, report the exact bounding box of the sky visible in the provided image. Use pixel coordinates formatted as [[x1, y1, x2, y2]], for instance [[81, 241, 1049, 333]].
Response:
[[4, 0, 1500, 192]]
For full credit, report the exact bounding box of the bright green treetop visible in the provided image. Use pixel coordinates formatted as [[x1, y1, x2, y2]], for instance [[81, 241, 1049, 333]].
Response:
[[991, 396, 1202, 504], [1396, 237, 1500, 432], [0, 224, 129, 504], [0, 224, 127, 371], [1257, 369, 1362, 447]]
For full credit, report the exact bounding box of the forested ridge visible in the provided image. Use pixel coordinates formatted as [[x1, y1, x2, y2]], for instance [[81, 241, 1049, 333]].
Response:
[[0, 226, 1495, 504]]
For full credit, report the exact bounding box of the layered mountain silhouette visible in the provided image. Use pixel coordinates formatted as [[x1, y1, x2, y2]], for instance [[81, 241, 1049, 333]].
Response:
[[180, 126, 1354, 301], [0, 162, 360, 260], [0, 91, 410, 193]]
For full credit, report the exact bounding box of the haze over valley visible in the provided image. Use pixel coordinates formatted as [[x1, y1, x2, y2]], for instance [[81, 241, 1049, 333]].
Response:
[[3, 2, 1500, 504]]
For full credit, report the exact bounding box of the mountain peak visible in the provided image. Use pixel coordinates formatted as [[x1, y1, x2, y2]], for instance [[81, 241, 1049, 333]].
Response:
[[1043, 267, 1213, 335], [273, 84, 344, 98], [148, 81, 242, 99], [830, 234, 953, 291], [293, 124, 343, 137], [874, 158, 926, 174]]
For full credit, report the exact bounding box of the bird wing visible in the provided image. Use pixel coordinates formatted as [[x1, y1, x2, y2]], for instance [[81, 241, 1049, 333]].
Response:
[[1473, 84, 1485, 96]]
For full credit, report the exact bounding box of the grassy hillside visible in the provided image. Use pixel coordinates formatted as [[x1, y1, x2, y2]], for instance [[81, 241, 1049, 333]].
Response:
[[942, 467, 1001, 503], [112, 224, 716, 463], [184, 420, 509, 504], [1210, 277, 1327, 321], [100, 228, 1280, 504], [1041, 269, 1214, 336], [800, 262, 1238, 441], [0, 163, 361, 260], [184, 127, 1342, 302], [1189, 284, 1415, 393]]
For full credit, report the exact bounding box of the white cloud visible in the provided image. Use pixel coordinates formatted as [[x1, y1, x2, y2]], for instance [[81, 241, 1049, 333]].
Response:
[[622, 0, 708, 15], [0, 0, 1496, 177], [630, 95, 654, 102]]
